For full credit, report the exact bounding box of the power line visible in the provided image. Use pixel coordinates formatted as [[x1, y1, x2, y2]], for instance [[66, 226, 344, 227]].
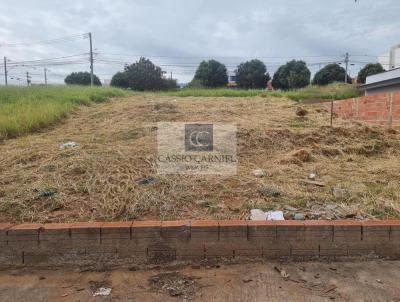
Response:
[[0, 33, 89, 48]]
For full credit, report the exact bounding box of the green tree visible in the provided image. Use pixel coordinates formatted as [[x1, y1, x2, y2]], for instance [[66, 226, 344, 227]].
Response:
[[272, 60, 310, 90], [313, 63, 352, 85], [110, 71, 129, 88], [64, 72, 101, 86], [111, 58, 178, 91], [235, 59, 270, 89], [124, 57, 165, 91], [192, 59, 228, 88], [357, 63, 385, 84]]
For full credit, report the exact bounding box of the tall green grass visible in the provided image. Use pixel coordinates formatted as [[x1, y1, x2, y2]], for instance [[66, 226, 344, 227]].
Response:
[[0, 85, 129, 139], [266, 83, 362, 101], [157, 83, 362, 100], [160, 88, 264, 97]]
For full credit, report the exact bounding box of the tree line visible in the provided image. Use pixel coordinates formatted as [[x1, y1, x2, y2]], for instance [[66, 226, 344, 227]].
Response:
[[64, 58, 385, 90]]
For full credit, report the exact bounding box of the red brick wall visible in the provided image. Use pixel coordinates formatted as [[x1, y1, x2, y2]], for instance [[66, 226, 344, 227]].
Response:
[[324, 92, 400, 127], [1, 220, 400, 267]]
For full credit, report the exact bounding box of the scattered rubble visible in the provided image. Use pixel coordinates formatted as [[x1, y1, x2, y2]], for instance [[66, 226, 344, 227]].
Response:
[[148, 272, 200, 299], [89, 281, 112, 297], [294, 213, 305, 220], [93, 287, 112, 297], [250, 209, 266, 221], [266, 210, 285, 221]]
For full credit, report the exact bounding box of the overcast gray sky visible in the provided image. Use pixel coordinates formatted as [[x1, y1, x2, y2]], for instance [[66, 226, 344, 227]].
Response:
[[0, 0, 399, 84]]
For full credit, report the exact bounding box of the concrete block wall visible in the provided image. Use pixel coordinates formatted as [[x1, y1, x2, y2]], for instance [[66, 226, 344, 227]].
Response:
[[0, 220, 400, 267], [324, 92, 400, 127]]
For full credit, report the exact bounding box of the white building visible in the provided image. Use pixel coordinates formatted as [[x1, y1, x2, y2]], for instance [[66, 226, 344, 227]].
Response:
[[379, 44, 400, 70]]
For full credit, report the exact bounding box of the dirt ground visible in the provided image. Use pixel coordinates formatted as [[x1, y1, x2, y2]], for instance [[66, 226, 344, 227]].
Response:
[[0, 260, 399, 301], [0, 95, 399, 223]]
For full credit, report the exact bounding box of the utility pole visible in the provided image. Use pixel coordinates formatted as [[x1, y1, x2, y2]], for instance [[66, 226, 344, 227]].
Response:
[[88, 32, 94, 86], [44, 68, 48, 85], [3, 57, 7, 86], [170, 71, 172, 80], [344, 52, 349, 84], [26, 72, 30, 86]]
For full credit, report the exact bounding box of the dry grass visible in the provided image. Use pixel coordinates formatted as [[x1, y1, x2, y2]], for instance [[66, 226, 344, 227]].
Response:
[[0, 94, 399, 223]]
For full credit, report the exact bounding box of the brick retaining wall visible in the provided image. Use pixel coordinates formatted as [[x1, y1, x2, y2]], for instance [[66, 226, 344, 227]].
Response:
[[1, 220, 400, 267], [324, 92, 400, 127]]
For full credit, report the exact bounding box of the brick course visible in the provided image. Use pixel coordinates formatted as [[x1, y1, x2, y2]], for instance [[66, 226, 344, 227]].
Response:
[[1, 220, 400, 267], [324, 92, 400, 127]]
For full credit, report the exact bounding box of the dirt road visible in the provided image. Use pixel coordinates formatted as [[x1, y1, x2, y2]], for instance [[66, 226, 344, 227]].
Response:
[[0, 260, 399, 301]]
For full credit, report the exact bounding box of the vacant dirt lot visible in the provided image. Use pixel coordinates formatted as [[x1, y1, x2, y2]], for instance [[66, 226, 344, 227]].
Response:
[[0, 260, 399, 301], [0, 95, 399, 222]]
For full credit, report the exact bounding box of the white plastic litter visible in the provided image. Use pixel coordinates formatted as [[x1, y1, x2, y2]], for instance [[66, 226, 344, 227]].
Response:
[[309, 173, 317, 180], [266, 210, 285, 221], [59, 142, 78, 150], [252, 169, 265, 177], [250, 209, 266, 220], [93, 287, 112, 297]]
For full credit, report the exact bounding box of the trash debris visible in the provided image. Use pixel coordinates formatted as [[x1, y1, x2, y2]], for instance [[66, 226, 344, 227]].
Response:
[[242, 277, 253, 283], [89, 281, 112, 297], [136, 176, 156, 185], [376, 279, 383, 284], [258, 185, 281, 197], [294, 213, 305, 220], [93, 287, 112, 297], [308, 173, 317, 181], [274, 266, 290, 280], [38, 188, 57, 198], [148, 272, 200, 299], [252, 169, 265, 177], [266, 210, 284, 221], [250, 209, 266, 221], [59, 141, 78, 150]]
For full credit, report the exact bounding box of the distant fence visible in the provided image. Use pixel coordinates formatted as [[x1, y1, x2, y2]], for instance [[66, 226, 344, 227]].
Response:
[[324, 92, 400, 127]]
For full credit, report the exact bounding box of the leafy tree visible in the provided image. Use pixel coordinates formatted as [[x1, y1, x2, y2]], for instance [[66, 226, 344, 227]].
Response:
[[110, 71, 129, 88], [357, 63, 385, 84], [313, 63, 352, 85], [111, 58, 178, 91], [192, 59, 228, 88], [124, 57, 165, 91], [272, 60, 310, 90], [64, 72, 101, 86], [235, 59, 270, 89]]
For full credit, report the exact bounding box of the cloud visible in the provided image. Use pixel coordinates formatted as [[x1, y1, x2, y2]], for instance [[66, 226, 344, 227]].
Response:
[[0, 0, 399, 84]]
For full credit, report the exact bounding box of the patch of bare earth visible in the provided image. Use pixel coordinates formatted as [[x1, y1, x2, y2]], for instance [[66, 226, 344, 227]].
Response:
[[0, 95, 399, 223]]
